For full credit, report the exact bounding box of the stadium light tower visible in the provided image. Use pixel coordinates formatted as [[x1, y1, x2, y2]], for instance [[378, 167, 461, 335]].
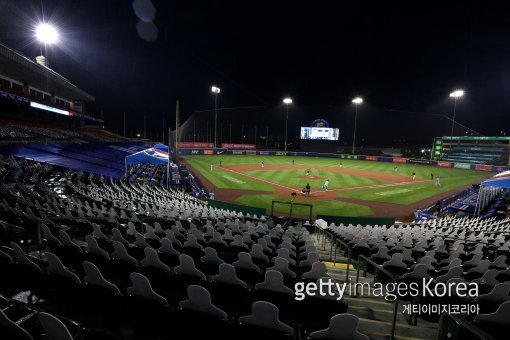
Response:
[[35, 23, 59, 67], [351, 97, 363, 154], [449, 90, 464, 140], [211, 86, 221, 148], [283, 98, 292, 151]]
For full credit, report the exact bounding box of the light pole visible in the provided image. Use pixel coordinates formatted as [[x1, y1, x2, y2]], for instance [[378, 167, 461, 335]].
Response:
[[211, 86, 221, 148], [283, 98, 292, 151], [449, 90, 464, 140], [351, 97, 363, 154]]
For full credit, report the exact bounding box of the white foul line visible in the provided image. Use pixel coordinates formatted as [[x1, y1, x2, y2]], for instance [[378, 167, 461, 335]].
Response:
[[221, 166, 433, 194]]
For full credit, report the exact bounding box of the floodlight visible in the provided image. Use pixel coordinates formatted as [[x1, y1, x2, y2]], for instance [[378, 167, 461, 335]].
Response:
[[35, 23, 59, 44], [211, 86, 221, 94], [352, 97, 363, 104], [283, 98, 292, 104], [449, 90, 464, 98]]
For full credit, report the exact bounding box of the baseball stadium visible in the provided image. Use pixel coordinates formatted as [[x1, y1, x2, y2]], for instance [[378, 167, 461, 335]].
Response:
[[0, 1, 509, 340]]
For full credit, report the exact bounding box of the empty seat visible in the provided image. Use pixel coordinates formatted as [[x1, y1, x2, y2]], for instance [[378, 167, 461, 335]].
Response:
[[111, 228, 130, 246], [238, 301, 294, 337], [490, 255, 508, 270], [174, 254, 206, 281], [85, 235, 110, 261], [233, 252, 261, 283], [255, 270, 293, 296], [199, 247, 224, 275], [179, 285, 228, 319], [250, 244, 270, 268], [127, 272, 168, 306], [474, 301, 510, 338], [436, 266, 464, 283], [0, 309, 33, 340], [82, 261, 120, 294], [45, 252, 80, 284], [38, 312, 73, 340], [465, 259, 491, 281], [141, 247, 170, 273], [302, 262, 328, 281], [310, 313, 369, 340], [476, 283, 510, 314], [212, 263, 247, 288]]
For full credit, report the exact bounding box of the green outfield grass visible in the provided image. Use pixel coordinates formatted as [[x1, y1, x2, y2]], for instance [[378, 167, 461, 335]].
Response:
[[183, 155, 491, 217], [336, 174, 486, 205]]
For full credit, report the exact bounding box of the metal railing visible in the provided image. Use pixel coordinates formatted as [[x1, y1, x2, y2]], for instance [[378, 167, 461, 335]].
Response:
[[438, 314, 496, 340], [356, 254, 399, 340]]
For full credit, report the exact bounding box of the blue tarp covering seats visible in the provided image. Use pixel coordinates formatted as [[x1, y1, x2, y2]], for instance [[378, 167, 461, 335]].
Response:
[[482, 170, 510, 189], [125, 144, 170, 167]]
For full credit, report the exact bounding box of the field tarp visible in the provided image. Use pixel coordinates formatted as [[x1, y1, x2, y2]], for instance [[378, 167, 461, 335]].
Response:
[[125, 144, 169, 167], [481, 170, 510, 188]]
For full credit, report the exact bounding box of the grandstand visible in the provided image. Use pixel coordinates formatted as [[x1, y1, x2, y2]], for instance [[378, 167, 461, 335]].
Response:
[[433, 136, 510, 166], [0, 9, 509, 340]]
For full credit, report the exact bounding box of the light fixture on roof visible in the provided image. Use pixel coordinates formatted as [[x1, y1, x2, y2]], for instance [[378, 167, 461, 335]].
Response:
[[35, 23, 59, 45], [449, 90, 464, 98], [352, 97, 363, 104]]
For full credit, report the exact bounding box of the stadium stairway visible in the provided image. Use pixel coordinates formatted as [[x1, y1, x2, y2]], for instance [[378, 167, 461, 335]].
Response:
[[312, 234, 439, 340]]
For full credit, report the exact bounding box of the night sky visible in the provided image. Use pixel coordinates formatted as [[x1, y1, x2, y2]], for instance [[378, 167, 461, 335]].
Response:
[[1, 0, 510, 147]]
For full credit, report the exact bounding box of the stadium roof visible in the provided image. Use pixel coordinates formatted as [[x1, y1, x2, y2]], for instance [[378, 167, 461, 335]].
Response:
[[0, 42, 94, 102]]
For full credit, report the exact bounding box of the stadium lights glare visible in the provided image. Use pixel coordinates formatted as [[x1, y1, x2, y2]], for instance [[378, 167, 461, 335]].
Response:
[[35, 23, 59, 44], [283, 98, 293, 104], [211, 86, 221, 94], [352, 97, 363, 104], [449, 90, 464, 98]]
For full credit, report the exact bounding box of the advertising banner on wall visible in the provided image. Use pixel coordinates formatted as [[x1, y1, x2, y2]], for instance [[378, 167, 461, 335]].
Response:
[[473, 164, 494, 172], [178, 142, 214, 148], [437, 161, 452, 168], [203, 150, 215, 155], [392, 157, 408, 164], [221, 143, 256, 149], [366, 156, 379, 161], [408, 159, 436, 165], [339, 154, 359, 160], [275, 151, 289, 156], [453, 162, 472, 169], [258, 151, 273, 155]]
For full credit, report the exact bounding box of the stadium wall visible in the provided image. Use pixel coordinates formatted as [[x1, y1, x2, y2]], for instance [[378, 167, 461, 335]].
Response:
[[207, 199, 266, 217], [178, 148, 509, 173]]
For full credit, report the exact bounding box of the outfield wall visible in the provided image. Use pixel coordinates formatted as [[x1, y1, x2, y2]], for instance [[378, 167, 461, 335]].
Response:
[[178, 148, 509, 173]]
